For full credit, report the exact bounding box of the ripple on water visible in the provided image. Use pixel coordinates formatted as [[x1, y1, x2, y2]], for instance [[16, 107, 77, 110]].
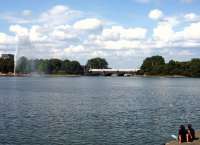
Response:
[[0, 77, 200, 145]]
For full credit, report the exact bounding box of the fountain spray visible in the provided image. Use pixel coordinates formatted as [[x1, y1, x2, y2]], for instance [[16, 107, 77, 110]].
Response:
[[14, 39, 19, 76]]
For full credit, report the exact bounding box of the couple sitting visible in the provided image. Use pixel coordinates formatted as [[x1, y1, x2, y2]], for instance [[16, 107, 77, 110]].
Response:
[[178, 124, 195, 144]]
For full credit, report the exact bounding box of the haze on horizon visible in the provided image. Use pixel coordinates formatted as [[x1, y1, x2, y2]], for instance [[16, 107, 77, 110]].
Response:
[[0, 0, 200, 68]]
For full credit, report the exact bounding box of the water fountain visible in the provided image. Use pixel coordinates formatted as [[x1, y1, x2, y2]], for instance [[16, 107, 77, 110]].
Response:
[[13, 37, 38, 76], [14, 42, 18, 76]]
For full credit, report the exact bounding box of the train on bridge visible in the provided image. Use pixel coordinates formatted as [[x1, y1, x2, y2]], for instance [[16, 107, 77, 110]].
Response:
[[88, 69, 139, 76]]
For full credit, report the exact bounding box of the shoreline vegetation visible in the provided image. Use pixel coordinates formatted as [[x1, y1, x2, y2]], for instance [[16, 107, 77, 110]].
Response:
[[0, 73, 188, 78], [0, 73, 81, 77], [138, 56, 200, 77], [0, 54, 200, 77], [0, 72, 188, 78]]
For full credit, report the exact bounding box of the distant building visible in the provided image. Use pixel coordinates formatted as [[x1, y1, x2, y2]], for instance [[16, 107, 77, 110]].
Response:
[[1, 54, 14, 60]]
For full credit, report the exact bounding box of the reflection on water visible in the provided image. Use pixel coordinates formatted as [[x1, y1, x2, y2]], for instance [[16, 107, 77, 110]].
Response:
[[0, 77, 200, 145]]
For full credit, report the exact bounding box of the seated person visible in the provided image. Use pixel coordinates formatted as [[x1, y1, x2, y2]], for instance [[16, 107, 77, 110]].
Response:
[[178, 125, 187, 144], [187, 124, 195, 142]]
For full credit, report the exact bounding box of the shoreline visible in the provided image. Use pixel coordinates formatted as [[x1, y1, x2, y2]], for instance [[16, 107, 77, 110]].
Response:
[[0, 73, 198, 78], [0, 73, 81, 77], [166, 131, 200, 145]]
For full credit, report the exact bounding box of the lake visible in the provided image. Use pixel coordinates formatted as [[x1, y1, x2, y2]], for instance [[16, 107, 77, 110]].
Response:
[[0, 76, 200, 145]]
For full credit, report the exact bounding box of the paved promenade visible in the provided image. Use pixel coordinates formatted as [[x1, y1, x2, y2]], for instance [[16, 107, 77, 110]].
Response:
[[166, 131, 200, 145]]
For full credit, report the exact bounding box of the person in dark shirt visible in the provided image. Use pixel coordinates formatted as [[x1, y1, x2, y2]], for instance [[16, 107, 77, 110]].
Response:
[[187, 124, 195, 142], [178, 125, 187, 144]]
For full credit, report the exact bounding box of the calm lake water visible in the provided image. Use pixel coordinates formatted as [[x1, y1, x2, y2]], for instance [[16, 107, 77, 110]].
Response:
[[0, 76, 200, 145]]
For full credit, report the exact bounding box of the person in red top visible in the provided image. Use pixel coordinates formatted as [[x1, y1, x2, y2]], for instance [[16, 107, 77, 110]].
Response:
[[178, 125, 187, 144], [186, 124, 195, 142]]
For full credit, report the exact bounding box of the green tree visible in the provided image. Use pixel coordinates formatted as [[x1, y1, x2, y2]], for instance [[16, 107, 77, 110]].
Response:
[[16, 56, 31, 73], [189, 59, 200, 77], [163, 60, 176, 75], [63, 60, 83, 74], [35, 59, 49, 74], [48, 59, 62, 74], [62, 59, 70, 71], [86, 57, 108, 70], [141, 55, 165, 74]]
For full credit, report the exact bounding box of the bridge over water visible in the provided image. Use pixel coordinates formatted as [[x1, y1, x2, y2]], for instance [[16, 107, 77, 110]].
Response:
[[88, 69, 139, 76]]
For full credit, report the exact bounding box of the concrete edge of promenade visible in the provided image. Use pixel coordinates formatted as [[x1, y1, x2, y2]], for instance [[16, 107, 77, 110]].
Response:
[[166, 131, 200, 145]]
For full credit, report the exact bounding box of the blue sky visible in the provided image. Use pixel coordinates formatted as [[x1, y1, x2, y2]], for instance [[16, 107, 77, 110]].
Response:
[[0, 0, 200, 68], [1, 0, 200, 29]]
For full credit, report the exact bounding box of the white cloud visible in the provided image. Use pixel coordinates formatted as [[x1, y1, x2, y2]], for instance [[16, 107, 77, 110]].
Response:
[[38, 5, 81, 25], [163, 17, 179, 26], [9, 25, 29, 36], [2, 15, 32, 24], [92, 51, 108, 57], [0, 33, 15, 44], [64, 45, 85, 53], [101, 26, 147, 40], [101, 27, 120, 41], [185, 13, 197, 20], [22, 10, 32, 16], [148, 9, 163, 20], [51, 30, 68, 40], [102, 40, 143, 50], [49, 5, 69, 15], [1, 5, 200, 67], [184, 13, 199, 22], [182, 22, 200, 40], [153, 23, 174, 41], [29, 25, 48, 42], [73, 18, 103, 31], [0, 5, 81, 25], [0, 33, 8, 44], [178, 50, 193, 56]]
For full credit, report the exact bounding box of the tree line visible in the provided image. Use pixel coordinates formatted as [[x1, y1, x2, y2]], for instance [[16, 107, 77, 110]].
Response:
[[15, 56, 108, 75], [139, 55, 200, 77], [1, 54, 200, 77]]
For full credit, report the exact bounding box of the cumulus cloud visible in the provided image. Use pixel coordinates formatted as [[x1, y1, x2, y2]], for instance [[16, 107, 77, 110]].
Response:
[[184, 13, 200, 22], [29, 25, 48, 42], [73, 18, 103, 31], [1, 5, 200, 68], [38, 5, 81, 25], [153, 22, 174, 41], [9, 25, 29, 36], [101, 26, 147, 40], [64, 45, 85, 53], [148, 9, 163, 20], [182, 22, 200, 40], [0, 33, 15, 44], [2, 15, 32, 24], [1, 5, 81, 25], [178, 50, 193, 56]]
